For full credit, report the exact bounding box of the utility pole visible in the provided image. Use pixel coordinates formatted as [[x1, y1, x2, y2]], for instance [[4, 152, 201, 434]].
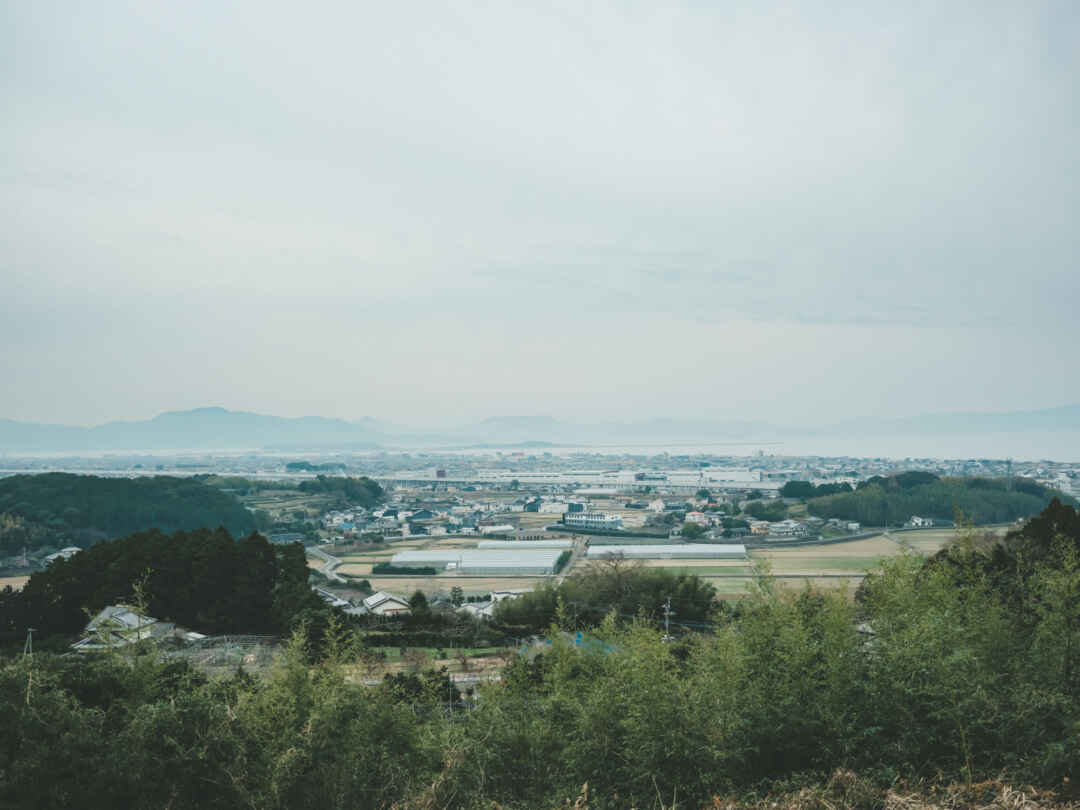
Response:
[[662, 597, 674, 642], [23, 627, 36, 658]]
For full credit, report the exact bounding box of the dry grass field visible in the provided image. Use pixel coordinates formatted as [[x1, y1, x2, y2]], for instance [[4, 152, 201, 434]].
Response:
[[338, 563, 374, 575], [0, 576, 30, 591], [892, 528, 964, 554], [758, 535, 904, 557], [641, 558, 749, 568]]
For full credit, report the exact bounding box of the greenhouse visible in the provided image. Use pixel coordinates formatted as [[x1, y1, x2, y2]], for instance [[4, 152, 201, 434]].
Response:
[[391, 548, 564, 574]]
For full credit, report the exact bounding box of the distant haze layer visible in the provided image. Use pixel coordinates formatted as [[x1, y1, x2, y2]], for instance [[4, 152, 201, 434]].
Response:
[[2, 406, 1080, 461]]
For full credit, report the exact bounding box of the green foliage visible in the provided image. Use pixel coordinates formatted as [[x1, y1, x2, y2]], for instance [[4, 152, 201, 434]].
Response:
[[554, 549, 571, 572], [3, 500, 1078, 808], [0, 527, 321, 641], [296, 475, 383, 507], [744, 499, 788, 521], [371, 562, 437, 575], [681, 521, 706, 540], [783, 480, 856, 498], [810, 474, 1073, 525], [284, 461, 346, 472], [780, 480, 816, 498], [494, 557, 718, 632], [0, 473, 256, 555]]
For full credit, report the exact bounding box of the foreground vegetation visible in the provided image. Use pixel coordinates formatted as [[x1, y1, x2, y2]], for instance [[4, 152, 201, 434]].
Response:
[[1, 500, 1078, 808]]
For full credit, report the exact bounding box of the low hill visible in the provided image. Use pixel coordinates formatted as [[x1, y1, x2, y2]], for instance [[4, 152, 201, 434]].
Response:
[[0, 473, 256, 556], [807, 473, 1075, 525]]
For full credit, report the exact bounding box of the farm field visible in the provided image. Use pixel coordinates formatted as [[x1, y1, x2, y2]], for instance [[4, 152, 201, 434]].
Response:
[[891, 528, 966, 554], [338, 563, 374, 575], [0, 576, 30, 591], [758, 555, 892, 573], [641, 558, 749, 569], [661, 566, 757, 576], [757, 535, 903, 556], [700, 576, 754, 597], [330, 551, 396, 565], [751, 535, 903, 579]]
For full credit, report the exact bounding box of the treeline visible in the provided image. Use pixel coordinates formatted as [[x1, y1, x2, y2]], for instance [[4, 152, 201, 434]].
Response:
[[492, 557, 720, 633], [3, 500, 1079, 808], [0, 473, 255, 555], [371, 562, 438, 575], [284, 461, 347, 472], [780, 480, 854, 498], [0, 527, 323, 642], [296, 474, 383, 507], [807, 473, 1073, 525]]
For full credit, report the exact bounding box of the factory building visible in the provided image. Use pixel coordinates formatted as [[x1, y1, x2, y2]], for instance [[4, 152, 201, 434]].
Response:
[[562, 511, 623, 530]]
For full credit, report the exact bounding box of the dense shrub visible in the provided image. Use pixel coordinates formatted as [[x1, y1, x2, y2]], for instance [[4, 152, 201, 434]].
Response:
[[2, 501, 1078, 809]]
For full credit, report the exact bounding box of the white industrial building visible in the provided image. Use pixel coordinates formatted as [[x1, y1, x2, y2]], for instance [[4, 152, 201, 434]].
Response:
[[391, 548, 564, 574], [585, 544, 747, 560], [562, 511, 623, 530]]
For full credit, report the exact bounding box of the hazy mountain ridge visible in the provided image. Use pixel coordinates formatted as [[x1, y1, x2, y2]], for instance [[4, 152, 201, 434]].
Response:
[[1, 404, 1078, 452], [0, 407, 385, 451]]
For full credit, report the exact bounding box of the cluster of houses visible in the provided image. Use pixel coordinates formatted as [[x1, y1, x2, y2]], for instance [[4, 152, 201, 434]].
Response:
[[309, 586, 531, 621], [320, 496, 546, 542]]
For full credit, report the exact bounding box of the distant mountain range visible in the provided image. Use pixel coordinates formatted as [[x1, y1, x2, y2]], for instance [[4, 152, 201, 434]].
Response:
[[0, 407, 384, 452], [1, 404, 1078, 453]]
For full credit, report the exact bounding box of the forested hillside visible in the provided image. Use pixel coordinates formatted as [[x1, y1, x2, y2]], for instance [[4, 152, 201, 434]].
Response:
[[0, 527, 322, 642], [806, 473, 1073, 525], [0, 473, 256, 555]]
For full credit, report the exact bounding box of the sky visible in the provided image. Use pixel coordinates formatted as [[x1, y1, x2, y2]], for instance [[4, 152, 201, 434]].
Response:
[[3, 1, 1078, 429]]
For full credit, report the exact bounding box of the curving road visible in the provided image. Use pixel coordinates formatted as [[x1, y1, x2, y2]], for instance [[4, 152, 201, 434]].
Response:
[[308, 545, 346, 584]]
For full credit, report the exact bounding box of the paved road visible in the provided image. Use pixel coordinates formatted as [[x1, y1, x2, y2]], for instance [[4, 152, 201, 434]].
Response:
[[308, 546, 346, 584]]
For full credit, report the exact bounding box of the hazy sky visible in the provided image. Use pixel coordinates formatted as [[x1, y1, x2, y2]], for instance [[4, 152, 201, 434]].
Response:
[[4, 1, 1078, 428]]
